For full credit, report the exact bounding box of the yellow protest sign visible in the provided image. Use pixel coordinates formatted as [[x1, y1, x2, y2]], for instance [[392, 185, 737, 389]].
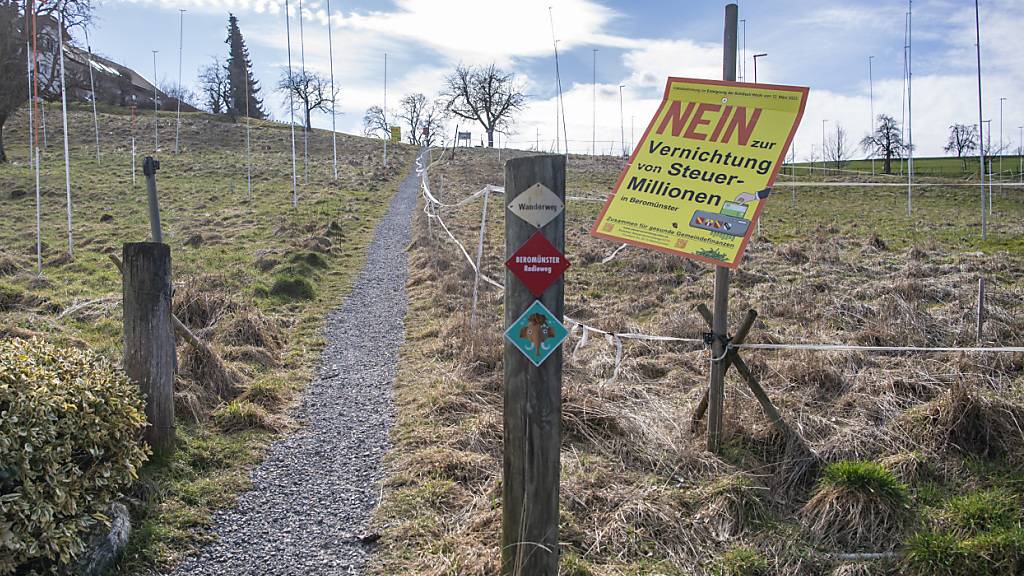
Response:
[[390, 126, 401, 143], [591, 77, 808, 268]]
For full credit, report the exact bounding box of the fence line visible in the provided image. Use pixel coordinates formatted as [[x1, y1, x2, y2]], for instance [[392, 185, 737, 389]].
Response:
[[415, 150, 1024, 383]]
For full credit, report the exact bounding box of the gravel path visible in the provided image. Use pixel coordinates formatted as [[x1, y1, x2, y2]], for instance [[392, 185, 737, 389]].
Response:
[[169, 155, 421, 576]]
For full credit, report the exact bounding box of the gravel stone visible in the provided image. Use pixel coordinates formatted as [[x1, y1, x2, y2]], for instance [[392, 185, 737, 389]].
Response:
[[168, 155, 421, 576]]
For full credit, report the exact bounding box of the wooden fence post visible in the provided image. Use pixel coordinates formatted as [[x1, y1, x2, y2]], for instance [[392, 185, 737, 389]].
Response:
[[707, 2, 739, 454], [502, 154, 565, 576], [122, 242, 175, 456]]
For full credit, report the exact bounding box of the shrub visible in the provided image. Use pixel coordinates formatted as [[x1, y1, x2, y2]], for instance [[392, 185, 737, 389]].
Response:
[[0, 338, 149, 574], [801, 460, 911, 550]]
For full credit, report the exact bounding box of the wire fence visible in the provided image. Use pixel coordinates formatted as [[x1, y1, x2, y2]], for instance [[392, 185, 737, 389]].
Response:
[[416, 148, 1024, 383]]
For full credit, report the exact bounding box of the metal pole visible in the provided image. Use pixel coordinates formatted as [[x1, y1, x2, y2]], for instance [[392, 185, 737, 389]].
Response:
[[869, 55, 875, 176], [84, 28, 100, 164], [58, 12, 73, 257], [175, 10, 184, 154], [469, 189, 491, 329], [327, 0, 338, 180], [906, 0, 913, 216], [618, 85, 625, 156], [152, 50, 159, 152], [298, 0, 308, 184], [1019, 126, 1022, 185], [383, 52, 388, 168], [740, 18, 746, 81], [998, 97, 1005, 208], [143, 157, 163, 243], [708, 3, 738, 455], [975, 0, 986, 240], [245, 56, 252, 198], [592, 48, 597, 156], [25, 42, 33, 169], [753, 53, 766, 83], [549, 8, 568, 157], [285, 0, 298, 207], [34, 148, 41, 275], [985, 120, 993, 217]]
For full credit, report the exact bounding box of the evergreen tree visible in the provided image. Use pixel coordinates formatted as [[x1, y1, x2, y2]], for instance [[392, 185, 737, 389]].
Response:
[[225, 14, 265, 119]]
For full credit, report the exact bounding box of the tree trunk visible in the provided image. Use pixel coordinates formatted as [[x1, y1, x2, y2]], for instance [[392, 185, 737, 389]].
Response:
[[305, 107, 311, 130], [0, 113, 7, 163], [487, 129, 494, 148], [883, 154, 892, 175]]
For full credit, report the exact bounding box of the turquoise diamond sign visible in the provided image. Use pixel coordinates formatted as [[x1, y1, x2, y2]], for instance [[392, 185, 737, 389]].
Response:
[[505, 300, 569, 367]]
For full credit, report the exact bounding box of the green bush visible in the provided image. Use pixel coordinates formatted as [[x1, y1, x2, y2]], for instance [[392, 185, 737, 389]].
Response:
[[0, 338, 149, 574]]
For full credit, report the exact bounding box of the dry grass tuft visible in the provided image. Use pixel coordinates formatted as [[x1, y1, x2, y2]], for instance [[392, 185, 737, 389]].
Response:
[[911, 381, 1024, 463], [802, 460, 911, 551], [172, 276, 239, 331], [691, 473, 769, 541], [215, 310, 283, 353], [178, 342, 246, 402], [212, 400, 280, 433]]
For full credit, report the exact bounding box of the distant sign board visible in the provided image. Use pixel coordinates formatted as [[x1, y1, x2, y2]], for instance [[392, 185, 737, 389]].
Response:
[[458, 131, 472, 142], [505, 300, 568, 367], [590, 77, 808, 268], [390, 126, 401, 143], [506, 231, 570, 297]]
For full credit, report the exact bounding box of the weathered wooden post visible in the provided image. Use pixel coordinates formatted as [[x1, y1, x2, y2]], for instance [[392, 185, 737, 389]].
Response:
[[502, 155, 568, 576], [123, 242, 175, 455], [977, 277, 986, 344], [707, 2, 740, 454]]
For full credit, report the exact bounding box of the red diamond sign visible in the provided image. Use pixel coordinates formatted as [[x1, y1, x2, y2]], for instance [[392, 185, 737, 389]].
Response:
[[505, 231, 570, 297]]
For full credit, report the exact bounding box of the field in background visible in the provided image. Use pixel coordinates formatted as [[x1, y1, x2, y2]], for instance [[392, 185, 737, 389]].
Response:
[[788, 154, 1024, 179], [0, 104, 416, 573], [371, 147, 1024, 575]]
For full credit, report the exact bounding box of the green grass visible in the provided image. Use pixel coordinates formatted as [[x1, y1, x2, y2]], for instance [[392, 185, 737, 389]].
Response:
[[0, 102, 416, 573], [819, 460, 910, 506]]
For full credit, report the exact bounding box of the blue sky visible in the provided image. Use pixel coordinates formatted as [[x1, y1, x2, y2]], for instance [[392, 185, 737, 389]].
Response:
[[83, 0, 1024, 157]]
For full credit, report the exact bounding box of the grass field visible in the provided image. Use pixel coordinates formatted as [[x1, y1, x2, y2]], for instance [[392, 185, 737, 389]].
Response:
[[0, 102, 416, 573], [370, 147, 1024, 575], [789, 154, 1024, 179]]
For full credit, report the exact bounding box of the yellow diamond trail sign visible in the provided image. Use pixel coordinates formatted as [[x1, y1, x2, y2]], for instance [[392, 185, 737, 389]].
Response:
[[591, 77, 808, 268]]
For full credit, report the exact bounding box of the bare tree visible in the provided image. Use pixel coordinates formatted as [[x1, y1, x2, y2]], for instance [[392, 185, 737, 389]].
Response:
[[160, 81, 198, 110], [944, 123, 978, 172], [396, 93, 447, 147], [441, 63, 524, 147], [277, 68, 336, 130], [362, 105, 390, 139], [823, 123, 852, 170], [861, 114, 907, 175], [199, 57, 230, 115]]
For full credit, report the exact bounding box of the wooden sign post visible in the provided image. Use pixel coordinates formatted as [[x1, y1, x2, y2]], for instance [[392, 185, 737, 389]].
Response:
[[502, 155, 566, 575]]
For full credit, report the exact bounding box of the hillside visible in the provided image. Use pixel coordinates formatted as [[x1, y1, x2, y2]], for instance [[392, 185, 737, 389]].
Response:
[[0, 102, 417, 572], [371, 147, 1024, 575]]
